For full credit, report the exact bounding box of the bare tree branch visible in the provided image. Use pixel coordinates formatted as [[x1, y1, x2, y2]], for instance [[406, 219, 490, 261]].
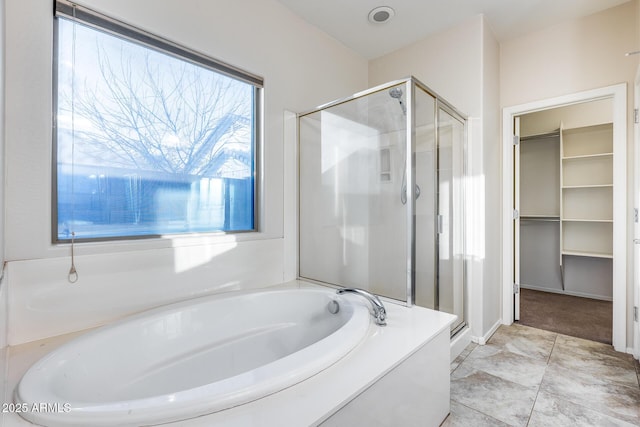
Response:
[[72, 44, 252, 178]]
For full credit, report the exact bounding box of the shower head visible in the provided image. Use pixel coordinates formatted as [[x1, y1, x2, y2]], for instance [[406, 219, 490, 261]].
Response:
[[389, 87, 403, 99], [389, 87, 406, 115]]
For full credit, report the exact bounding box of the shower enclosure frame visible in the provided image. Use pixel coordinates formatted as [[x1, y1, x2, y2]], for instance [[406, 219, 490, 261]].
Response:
[[297, 76, 468, 333]]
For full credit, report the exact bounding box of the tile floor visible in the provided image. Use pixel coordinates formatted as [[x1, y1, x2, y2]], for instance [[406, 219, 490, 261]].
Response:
[[443, 324, 640, 426]]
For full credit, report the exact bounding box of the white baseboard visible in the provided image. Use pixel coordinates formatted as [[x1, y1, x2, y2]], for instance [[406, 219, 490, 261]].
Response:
[[471, 319, 502, 345], [520, 284, 612, 302]]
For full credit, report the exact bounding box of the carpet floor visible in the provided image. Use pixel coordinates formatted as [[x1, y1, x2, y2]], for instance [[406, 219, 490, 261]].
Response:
[[517, 288, 612, 344]]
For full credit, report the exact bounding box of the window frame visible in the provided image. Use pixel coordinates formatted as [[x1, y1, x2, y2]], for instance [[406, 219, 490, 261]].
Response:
[[51, 0, 263, 243]]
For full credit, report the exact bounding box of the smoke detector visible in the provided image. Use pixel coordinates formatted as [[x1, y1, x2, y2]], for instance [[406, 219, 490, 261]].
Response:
[[368, 6, 395, 24]]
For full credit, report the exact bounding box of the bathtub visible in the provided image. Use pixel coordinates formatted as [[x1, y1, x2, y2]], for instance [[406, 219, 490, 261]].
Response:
[[14, 288, 371, 427]]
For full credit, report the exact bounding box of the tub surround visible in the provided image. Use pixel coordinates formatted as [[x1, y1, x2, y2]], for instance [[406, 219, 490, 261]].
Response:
[[3, 281, 456, 427], [6, 238, 285, 346], [321, 329, 451, 426]]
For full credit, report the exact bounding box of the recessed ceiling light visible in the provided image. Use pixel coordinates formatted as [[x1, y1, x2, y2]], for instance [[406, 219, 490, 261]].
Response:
[[368, 6, 395, 24]]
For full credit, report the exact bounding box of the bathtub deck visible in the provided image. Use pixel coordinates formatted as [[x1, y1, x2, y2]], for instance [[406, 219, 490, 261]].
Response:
[[2, 281, 456, 427]]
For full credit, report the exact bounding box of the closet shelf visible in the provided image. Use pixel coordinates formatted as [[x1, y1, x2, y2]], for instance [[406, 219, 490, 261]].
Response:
[[562, 250, 613, 259], [562, 152, 613, 160], [561, 218, 613, 223], [562, 123, 613, 131], [562, 184, 613, 189], [559, 122, 614, 263]]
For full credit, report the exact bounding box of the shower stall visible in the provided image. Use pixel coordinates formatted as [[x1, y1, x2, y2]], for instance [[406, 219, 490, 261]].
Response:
[[298, 77, 467, 335]]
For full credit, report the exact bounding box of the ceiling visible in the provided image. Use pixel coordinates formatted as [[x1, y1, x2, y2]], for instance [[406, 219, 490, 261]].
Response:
[[276, 0, 631, 59]]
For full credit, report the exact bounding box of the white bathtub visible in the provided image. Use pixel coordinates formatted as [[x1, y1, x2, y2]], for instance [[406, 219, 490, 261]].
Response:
[[14, 288, 370, 427]]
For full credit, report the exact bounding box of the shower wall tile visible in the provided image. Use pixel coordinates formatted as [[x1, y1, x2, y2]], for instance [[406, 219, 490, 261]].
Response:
[[7, 238, 285, 345]]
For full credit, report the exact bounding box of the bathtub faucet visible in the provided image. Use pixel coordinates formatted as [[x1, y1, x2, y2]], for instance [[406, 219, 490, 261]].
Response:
[[336, 288, 387, 326]]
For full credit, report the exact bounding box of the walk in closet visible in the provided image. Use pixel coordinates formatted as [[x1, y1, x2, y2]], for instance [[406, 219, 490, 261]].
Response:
[[517, 99, 614, 341]]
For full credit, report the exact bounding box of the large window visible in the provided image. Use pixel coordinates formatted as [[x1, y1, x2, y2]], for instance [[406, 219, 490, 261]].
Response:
[[53, 1, 262, 242]]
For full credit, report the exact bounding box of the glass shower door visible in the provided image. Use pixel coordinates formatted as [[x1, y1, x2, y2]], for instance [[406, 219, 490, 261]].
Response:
[[414, 90, 465, 334], [298, 85, 409, 302], [414, 87, 437, 308], [436, 106, 466, 334]]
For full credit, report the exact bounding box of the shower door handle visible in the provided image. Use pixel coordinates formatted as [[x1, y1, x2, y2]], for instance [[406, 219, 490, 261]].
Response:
[[401, 184, 421, 205], [437, 215, 444, 234]]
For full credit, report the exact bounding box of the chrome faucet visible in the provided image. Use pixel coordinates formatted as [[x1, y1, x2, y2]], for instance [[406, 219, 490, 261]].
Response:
[[336, 288, 387, 326]]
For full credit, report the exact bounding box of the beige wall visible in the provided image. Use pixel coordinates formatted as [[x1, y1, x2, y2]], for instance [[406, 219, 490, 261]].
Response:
[[481, 18, 502, 339], [501, 1, 637, 347], [369, 16, 502, 342], [369, 16, 483, 116], [501, 2, 637, 108]]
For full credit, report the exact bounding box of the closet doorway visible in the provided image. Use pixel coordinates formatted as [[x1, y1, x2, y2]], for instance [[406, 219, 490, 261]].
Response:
[[502, 84, 627, 352], [516, 100, 613, 343]]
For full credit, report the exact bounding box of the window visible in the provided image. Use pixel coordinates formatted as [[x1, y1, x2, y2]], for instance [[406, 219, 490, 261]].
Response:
[[53, 1, 262, 242]]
